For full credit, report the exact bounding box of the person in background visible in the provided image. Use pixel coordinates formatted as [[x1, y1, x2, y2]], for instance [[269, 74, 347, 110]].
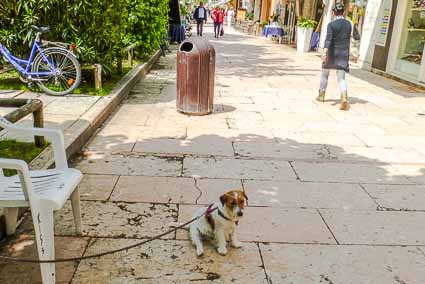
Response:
[[316, 3, 360, 111], [193, 2, 207, 36], [212, 6, 224, 38], [226, 7, 235, 28]]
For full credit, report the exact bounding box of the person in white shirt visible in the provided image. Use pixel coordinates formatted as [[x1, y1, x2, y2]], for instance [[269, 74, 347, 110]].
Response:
[[226, 7, 234, 28]]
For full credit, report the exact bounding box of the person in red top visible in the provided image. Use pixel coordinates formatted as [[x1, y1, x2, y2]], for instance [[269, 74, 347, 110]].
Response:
[[212, 7, 225, 38]]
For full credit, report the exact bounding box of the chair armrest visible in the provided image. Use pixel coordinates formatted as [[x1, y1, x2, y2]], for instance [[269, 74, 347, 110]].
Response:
[[2, 123, 68, 169]]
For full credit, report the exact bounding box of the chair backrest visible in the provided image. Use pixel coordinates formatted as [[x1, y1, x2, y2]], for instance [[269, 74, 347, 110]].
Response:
[[0, 159, 33, 203]]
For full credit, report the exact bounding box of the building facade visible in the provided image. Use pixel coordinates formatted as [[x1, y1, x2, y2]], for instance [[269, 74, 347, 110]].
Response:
[[359, 0, 425, 86]]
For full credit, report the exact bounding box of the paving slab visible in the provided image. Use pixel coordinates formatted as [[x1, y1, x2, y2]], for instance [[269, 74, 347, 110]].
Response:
[[136, 124, 188, 139], [77, 152, 182, 176], [72, 239, 267, 284], [177, 205, 336, 244], [107, 104, 150, 126], [77, 174, 119, 201], [44, 96, 100, 115], [234, 141, 331, 160], [0, 89, 23, 98], [243, 180, 376, 209], [183, 156, 297, 181], [320, 209, 425, 245], [362, 184, 425, 211], [292, 161, 414, 184], [85, 126, 140, 152], [110, 176, 199, 204], [0, 235, 89, 284], [133, 136, 235, 156], [19, 201, 178, 239], [145, 111, 191, 128], [260, 243, 425, 284]]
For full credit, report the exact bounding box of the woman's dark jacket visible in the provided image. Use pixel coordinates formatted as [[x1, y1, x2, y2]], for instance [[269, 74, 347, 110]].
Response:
[[323, 18, 361, 72]]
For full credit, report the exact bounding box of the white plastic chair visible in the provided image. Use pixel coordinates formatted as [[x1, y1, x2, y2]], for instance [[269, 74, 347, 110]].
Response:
[[0, 116, 82, 284]]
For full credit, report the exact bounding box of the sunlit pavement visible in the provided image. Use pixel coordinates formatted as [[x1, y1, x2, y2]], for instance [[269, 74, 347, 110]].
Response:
[[2, 25, 425, 284]]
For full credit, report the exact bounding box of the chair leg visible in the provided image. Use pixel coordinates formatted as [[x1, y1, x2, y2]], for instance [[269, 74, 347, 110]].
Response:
[[70, 189, 82, 234], [32, 209, 55, 284], [4, 207, 19, 236]]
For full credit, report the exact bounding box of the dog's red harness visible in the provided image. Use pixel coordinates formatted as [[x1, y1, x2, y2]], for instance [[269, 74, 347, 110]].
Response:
[[205, 204, 216, 231], [205, 204, 238, 231]]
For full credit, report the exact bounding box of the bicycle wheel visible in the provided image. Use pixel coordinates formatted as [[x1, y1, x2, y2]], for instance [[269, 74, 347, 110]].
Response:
[[32, 47, 81, 96]]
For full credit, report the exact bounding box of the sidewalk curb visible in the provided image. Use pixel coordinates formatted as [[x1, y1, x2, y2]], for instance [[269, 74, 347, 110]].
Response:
[[0, 50, 162, 240]]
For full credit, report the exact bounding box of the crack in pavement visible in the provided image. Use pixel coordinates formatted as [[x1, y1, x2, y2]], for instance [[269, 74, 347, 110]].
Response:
[[194, 178, 203, 204]]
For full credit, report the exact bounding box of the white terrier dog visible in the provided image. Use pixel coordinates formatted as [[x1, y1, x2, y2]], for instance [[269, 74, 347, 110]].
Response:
[[189, 189, 248, 257]]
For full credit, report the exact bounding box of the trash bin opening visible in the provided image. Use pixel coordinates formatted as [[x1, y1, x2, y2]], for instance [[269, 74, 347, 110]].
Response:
[[180, 42, 193, 52]]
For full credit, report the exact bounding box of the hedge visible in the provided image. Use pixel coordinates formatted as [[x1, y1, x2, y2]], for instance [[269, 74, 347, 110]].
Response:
[[0, 0, 169, 67]]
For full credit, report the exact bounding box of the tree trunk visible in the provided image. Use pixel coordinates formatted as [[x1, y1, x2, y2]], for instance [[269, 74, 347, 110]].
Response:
[[295, 0, 303, 17]]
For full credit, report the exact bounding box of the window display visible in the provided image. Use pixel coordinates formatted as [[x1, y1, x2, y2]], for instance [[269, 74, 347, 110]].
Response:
[[347, 0, 367, 35], [397, 0, 425, 74], [347, 0, 368, 60]]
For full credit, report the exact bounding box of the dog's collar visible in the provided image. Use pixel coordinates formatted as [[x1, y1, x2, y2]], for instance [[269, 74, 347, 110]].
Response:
[[206, 204, 239, 226], [218, 209, 239, 226]]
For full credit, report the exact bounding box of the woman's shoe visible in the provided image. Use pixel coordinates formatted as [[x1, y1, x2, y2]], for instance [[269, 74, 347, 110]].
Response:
[[340, 91, 350, 111], [316, 90, 326, 102]]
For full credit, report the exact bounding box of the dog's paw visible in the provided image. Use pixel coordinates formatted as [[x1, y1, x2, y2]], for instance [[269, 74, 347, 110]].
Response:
[[231, 240, 243, 248], [217, 247, 228, 256], [196, 247, 204, 257]]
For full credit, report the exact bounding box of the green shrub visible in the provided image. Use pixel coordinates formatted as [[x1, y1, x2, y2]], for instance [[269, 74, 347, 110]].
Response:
[[0, 0, 169, 68], [297, 17, 318, 29]]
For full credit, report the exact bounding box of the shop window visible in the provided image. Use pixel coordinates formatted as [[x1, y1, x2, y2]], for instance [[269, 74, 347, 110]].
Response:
[[347, 0, 368, 35], [347, 0, 368, 60], [397, 0, 425, 77]]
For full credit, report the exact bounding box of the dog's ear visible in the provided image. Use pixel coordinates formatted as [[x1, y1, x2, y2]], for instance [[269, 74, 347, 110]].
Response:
[[220, 193, 227, 206]]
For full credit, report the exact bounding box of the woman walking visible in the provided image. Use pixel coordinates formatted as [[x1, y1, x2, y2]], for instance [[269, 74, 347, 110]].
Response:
[[316, 3, 360, 111]]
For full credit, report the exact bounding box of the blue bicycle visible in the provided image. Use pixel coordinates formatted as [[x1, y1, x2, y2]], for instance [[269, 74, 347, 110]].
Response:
[[0, 26, 81, 96]]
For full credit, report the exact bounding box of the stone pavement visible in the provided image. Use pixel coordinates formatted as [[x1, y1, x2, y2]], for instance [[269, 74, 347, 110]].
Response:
[[2, 26, 425, 284]]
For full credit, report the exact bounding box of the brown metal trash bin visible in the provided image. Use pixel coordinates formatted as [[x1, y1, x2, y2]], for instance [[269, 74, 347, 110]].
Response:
[[177, 37, 216, 115]]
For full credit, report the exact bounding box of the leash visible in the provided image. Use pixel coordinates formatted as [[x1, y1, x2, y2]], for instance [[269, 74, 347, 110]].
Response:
[[0, 206, 218, 264]]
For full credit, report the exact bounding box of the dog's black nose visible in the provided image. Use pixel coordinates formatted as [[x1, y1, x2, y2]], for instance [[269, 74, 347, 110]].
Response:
[[237, 212, 243, 217]]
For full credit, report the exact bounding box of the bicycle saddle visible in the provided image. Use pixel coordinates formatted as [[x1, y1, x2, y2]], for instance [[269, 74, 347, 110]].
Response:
[[31, 26, 50, 33]]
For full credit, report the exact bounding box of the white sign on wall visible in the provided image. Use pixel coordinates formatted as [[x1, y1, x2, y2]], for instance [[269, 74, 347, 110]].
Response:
[[376, 0, 392, 47]]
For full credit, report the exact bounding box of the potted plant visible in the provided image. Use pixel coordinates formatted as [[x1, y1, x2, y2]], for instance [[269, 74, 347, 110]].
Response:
[[270, 14, 279, 25], [296, 17, 317, 54]]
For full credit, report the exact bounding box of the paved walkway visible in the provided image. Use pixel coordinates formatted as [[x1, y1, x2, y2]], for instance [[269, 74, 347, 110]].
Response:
[[3, 26, 425, 284]]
